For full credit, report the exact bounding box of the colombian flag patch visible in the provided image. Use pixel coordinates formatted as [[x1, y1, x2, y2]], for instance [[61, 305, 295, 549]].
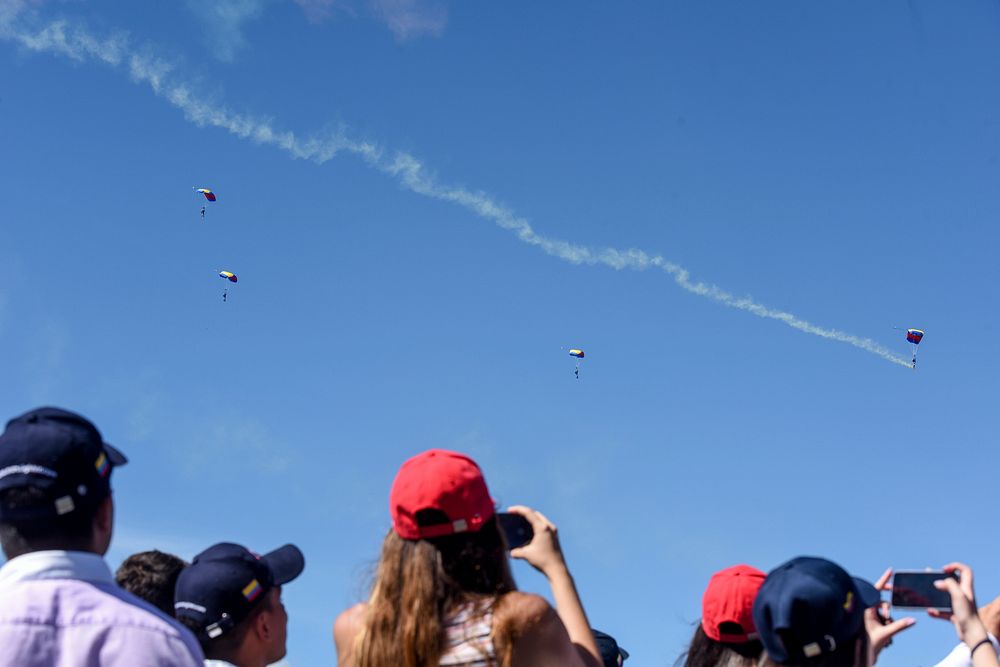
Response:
[[242, 579, 262, 602]]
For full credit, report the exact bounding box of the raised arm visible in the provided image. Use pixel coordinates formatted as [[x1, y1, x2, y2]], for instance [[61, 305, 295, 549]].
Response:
[[506, 505, 601, 667], [929, 563, 1000, 667]]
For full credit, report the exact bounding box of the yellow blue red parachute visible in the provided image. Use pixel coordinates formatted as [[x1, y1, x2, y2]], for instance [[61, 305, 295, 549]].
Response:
[[568, 348, 584, 379]]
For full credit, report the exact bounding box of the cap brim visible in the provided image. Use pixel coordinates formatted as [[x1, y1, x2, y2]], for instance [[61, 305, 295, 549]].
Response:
[[852, 577, 881, 609], [619, 647, 629, 660], [263, 544, 305, 585], [104, 442, 128, 467]]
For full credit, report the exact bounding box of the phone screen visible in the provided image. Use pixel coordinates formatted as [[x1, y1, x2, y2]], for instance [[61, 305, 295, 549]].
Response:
[[497, 512, 533, 549], [891, 571, 958, 609]]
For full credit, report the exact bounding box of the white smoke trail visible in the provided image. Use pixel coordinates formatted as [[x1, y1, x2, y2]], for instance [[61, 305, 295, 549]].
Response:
[[0, 10, 911, 368]]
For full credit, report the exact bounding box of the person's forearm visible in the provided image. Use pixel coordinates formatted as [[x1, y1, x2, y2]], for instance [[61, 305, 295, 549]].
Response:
[[971, 644, 1000, 667], [962, 621, 1000, 667], [545, 562, 601, 666]]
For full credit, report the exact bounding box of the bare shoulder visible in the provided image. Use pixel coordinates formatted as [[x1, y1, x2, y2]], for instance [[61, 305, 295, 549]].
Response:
[[334, 602, 367, 639], [495, 592, 585, 667], [495, 591, 554, 627], [333, 602, 367, 663]]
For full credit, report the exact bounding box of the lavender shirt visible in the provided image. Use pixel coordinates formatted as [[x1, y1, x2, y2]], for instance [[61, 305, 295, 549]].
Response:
[[0, 550, 205, 666]]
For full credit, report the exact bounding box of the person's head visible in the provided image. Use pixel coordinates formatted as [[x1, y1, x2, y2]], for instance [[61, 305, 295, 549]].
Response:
[[174, 542, 304, 667], [752, 557, 879, 667], [0, 407, 128, 559], [390, 448, 513, 590], [115, 550, 188, 616], [683, 564, 766, 667], [355, 449, 515, 667], [593, 629, 630, 667]]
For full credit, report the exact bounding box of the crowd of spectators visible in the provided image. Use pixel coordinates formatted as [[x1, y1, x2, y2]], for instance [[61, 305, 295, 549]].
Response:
[[0, 405, 995, 667]]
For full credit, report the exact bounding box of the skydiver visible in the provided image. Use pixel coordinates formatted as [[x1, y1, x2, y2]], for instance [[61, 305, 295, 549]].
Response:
[[223, 289, 227, 303], [575, 366, 579, 379], [201, 206, 206, 219]]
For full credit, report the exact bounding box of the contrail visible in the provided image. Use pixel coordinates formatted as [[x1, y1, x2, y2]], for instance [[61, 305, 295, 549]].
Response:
[[0, 10, 911, 368]]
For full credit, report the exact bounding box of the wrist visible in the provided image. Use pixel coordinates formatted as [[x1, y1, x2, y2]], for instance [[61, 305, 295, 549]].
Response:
[[964, 623, 989, 649], [542, 559, 570, 581]]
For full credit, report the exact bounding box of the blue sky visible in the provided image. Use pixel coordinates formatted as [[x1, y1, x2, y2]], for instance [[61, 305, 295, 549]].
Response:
[[2, 1, 999, 665]]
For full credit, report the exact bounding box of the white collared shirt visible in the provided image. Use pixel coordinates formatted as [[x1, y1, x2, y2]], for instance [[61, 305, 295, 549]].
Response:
[[0, 550, 205, 666]]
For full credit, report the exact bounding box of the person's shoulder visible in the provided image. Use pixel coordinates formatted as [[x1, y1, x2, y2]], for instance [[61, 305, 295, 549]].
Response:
[[97, 582, 180, 625], [0, 579, 204, 664], [496, 591, 553, 625], [334, 602, 367, 644], [334, 602, 368, 666], [92, 583, 204, 656], [494, 593, 584, 666]]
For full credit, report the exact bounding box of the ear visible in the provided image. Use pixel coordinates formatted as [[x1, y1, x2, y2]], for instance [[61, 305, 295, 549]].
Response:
[[255, 603, 273, 641]]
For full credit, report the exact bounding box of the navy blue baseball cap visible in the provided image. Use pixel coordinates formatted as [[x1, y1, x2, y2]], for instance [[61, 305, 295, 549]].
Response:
[[174, 542, 305, 640], [593, 629, 629, 667], [752, 557, 880, 664], [0, 407, 127, 520]]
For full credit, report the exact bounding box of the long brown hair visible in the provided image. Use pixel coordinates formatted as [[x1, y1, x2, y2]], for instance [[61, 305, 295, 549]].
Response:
[[354, 514, 517, 667], [680, 625, 762, 667]]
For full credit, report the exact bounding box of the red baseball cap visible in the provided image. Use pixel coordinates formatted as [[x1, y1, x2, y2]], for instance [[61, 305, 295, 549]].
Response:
[[701, 564, 766, 643], [389, 449, 495, 540]]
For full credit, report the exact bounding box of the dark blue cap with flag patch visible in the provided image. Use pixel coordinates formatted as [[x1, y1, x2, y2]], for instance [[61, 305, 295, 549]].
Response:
[[174, 542, 304, 641], [0, 407, 127, 520], [752, 556, 881, 664], [592, 629, 629, 667]]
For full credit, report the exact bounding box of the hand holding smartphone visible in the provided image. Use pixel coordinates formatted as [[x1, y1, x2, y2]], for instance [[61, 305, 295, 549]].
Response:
[[892, 571, 961, 610], [497, 512, 534, 549]]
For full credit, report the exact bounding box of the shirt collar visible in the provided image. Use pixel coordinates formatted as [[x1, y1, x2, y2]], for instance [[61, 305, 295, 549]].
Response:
[[0, 550, 112, 586], [203, 661, 239, 667]]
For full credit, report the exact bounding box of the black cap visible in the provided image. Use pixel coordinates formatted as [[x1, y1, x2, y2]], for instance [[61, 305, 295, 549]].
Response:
[[174, 543, 305, 640], [592, 629, 629, 667], [752, 556, 880, 664], [0, 407, 127, 520]]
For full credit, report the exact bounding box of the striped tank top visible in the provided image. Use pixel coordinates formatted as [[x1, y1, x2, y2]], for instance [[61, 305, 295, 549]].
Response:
[[439, 603, 497, 667]]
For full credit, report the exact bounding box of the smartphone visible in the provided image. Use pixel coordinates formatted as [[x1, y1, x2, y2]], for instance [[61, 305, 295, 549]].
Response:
[[497, 512, 533, 549], [891, 571, 959, 610]]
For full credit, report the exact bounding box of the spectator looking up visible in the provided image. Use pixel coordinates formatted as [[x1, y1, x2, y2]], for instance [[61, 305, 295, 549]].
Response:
[[752, 556, 911, 667], [115, 549, 188, 616], [175, 542, 304, 667], [0, 406, 204, 666], [683, 564, 766, 667], [333, 448, 602, 667]]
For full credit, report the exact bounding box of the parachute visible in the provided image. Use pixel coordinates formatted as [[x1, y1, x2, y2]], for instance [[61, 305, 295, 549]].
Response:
[[195, 188, 216, 219], [219, 270, 237, 302], [905, 328, 924, 369], [569, 349, 584, 379]]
